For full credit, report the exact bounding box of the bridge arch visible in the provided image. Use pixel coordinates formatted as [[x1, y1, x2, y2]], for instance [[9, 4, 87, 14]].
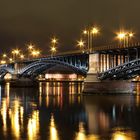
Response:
[[99, 58, 140, 80], [0, 66, 14, 79], [19, 60, 87, 78]]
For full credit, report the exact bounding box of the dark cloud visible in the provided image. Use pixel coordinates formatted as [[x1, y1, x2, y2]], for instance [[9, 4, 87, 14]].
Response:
[[0, 0, 139, 53]]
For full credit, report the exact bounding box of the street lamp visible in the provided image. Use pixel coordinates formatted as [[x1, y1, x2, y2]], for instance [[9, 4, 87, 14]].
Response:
[[129, 32, 134, 38], [77, 39, 85, 53], [9, 58, 13, 63], [20, 54, 25, 60], [117, 32, 126, 45], [27, 43, 34, 59], [31, 50, 40, 58], [83, 26, 99, 53], [28, 44, 34, 50], [2, 54, 7, 58], [127, 32, 134, 44], [117, 31, 134, 46], [50, 37, 58, 56], [51, 38, 57, 44], [91, 27, 99, 34], [11, 49, 20, 61], [50, 46, 57, 56], [1, 60, 6, 64]]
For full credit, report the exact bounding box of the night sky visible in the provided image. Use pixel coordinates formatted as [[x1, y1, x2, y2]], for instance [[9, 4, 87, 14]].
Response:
[[0, 0, 140, 54]]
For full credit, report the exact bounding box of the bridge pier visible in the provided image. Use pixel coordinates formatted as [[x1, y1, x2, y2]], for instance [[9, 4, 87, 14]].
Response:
[[83, 53, 133, 94], [84, 53, 100, 83]]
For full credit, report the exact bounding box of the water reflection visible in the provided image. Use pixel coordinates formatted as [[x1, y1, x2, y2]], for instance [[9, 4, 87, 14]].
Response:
[[28, 110, 39, 140], [75, 122, 99, 140], [112, 128, 136, 140], [75, 122, 86, 140], [0, 82, 139, 140], [49, 114, 59, 140]]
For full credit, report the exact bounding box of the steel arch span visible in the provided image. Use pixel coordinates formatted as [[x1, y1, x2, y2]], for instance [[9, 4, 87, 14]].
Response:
[[99, 58, 140, 80], [19, 59, 87, 78], [0, 65, 14, 79]]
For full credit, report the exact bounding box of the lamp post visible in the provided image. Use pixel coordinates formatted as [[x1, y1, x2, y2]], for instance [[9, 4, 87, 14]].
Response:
[[2, 53, 12, 63], [11, 49, 20, 61], [27, 43, 34, 59], [50, 37, 58, 56], [126, 32, 134, 45], [83, 26, 99, 53], [0, 60, 6, 64], [2, 54, 7, 58], [117, 32, 126, 46], [50, 47, 57, 56], [20, 54, 25, 60], [31, 50, 40, 58], [2, 53, 7, 62], [117, 31, 134, 46], [1, 53, 14, 63], [9, 58, 13, 63]]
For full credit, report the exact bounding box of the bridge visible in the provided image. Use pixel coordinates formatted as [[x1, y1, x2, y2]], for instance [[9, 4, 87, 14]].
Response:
[[1, 42, 140, 93], [0, 52, 89, 79]]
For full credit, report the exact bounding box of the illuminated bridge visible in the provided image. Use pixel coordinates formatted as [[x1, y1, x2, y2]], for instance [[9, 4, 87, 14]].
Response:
[[1, 42, 140, 83], [0, 52, 89, 79]]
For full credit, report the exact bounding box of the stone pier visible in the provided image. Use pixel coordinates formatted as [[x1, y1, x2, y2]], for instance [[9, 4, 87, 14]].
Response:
[[83, 53, 134, 94]]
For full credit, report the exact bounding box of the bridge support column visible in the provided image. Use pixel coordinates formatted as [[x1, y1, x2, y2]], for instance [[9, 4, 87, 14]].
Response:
[[84, 53, 100, 83], [10, 63, 19, 80]]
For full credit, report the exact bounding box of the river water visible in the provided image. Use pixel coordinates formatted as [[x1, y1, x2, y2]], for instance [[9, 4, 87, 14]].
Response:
[[0, 81, 140, 140]]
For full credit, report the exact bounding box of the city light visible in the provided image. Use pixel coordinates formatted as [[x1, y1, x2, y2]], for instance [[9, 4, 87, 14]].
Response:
[[129, 32, 134, 37], [50, 46, 57, 56], [77, 39, 85, 47], [51, 47, 56, 52], [83, 30, 88, 35], [11, 49, 21, 61], [50, 37, 58, 56], [117, 32, 126, 40], [91, 27, 99, 34], [12, 49, 20, 56], [14, 49, 20, 55], [1, 60, 6, 64], [2, 54, 7, 58], [77, 39, 85, 52], [9, 58, 13, 63], [27, 43, 36, 59], [51, 37, 58, 44], [117, 31, 134, 45], [31, 50, 40, 57], [28, 44, 34, 50], [20, 54, 24, 59]]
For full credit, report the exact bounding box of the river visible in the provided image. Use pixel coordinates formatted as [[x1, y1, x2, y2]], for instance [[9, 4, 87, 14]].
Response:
[[0, 81, 140, 140]]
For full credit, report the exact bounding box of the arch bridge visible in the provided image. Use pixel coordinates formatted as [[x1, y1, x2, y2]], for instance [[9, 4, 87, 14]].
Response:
[[1, 43, 140, 81], [0, 52, 89, 79]]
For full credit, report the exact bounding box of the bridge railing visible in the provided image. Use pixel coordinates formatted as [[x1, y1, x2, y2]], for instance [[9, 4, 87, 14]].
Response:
[[93, 42, 140, 51], [6, 50, 88, 64]]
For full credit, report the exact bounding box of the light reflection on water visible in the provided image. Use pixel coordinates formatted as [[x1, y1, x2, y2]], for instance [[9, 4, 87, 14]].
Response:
[[49, 114, 59, 140], [0, 82, 140, 140]]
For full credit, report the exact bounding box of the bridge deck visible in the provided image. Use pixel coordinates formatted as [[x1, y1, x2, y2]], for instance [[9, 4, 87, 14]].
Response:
[[93, 42, 140, 52]]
